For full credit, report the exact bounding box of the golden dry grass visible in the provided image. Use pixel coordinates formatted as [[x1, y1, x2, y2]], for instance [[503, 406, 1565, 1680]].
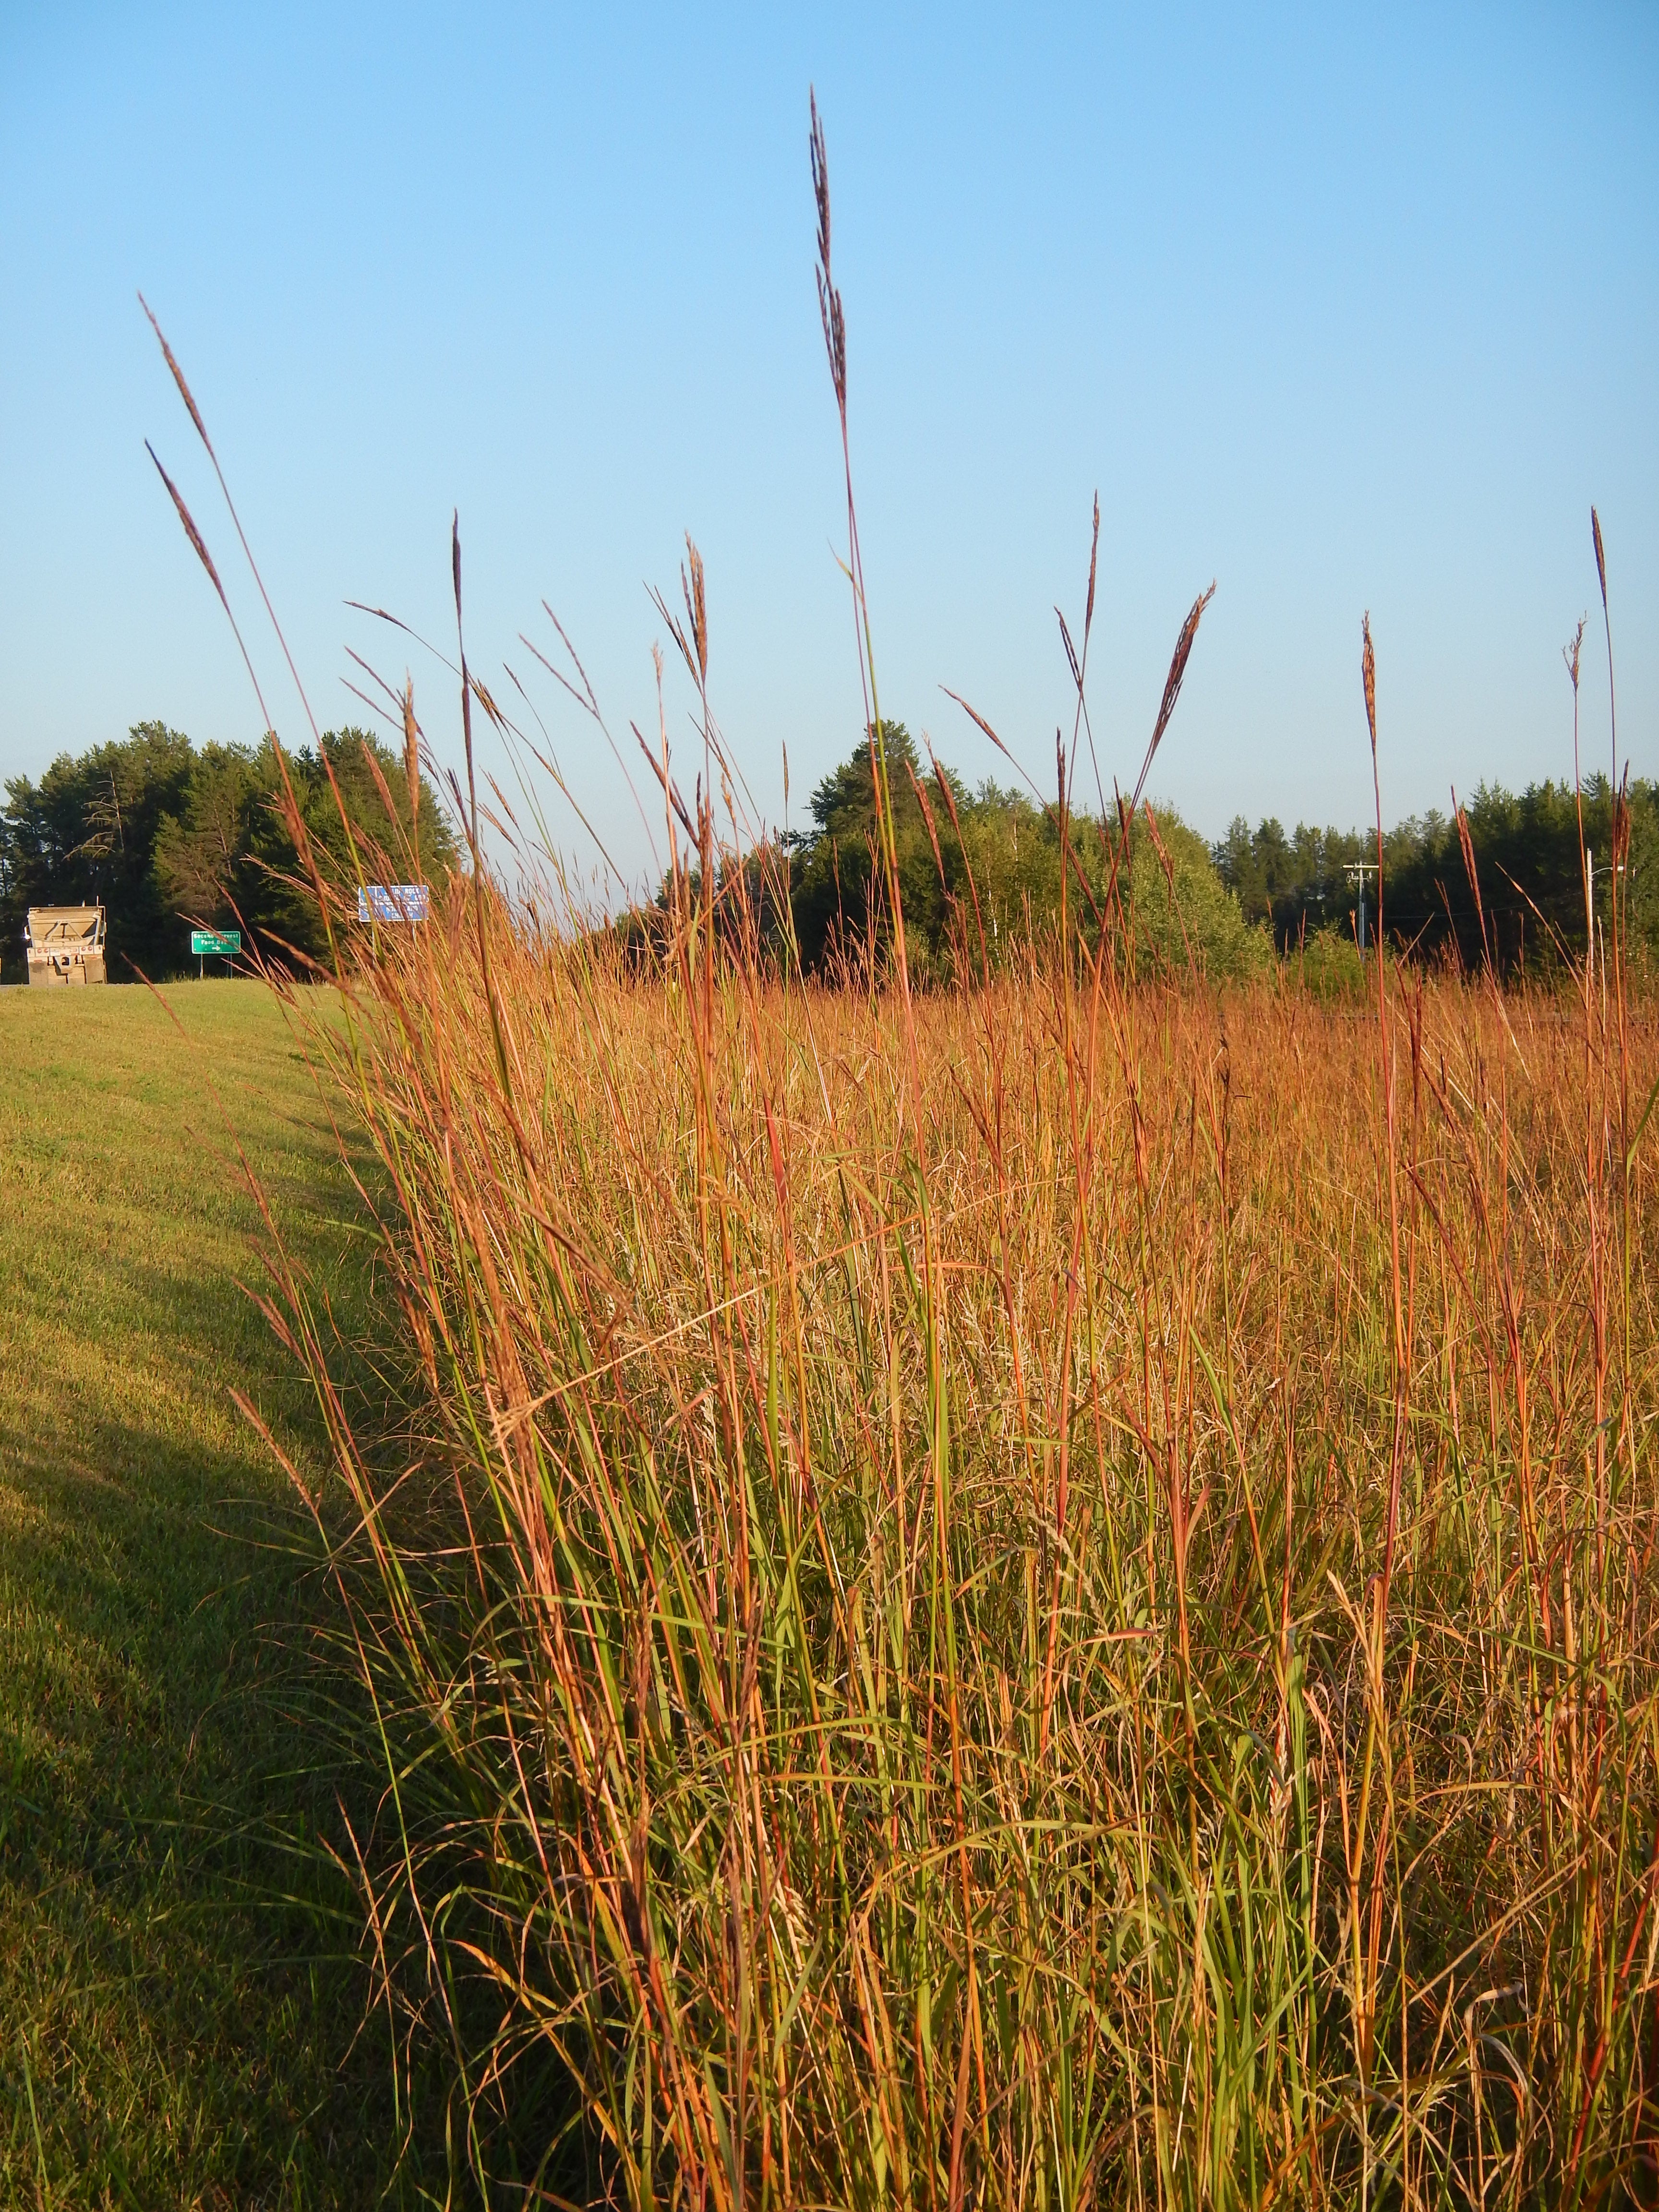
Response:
[[273, 891, 1659, 2208], [134, 108, 1658, 2207]]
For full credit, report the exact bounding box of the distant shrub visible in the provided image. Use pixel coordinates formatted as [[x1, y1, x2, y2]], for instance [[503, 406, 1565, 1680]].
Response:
[[1289, 923, 1367, 998], [1127, 805, 1272, 984]]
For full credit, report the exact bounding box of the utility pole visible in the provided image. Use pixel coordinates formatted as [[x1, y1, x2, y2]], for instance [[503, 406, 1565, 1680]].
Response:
[[1345, 859, 1378, 953]]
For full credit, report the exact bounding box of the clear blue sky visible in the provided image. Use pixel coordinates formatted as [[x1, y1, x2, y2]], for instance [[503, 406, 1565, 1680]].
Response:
[[2, 1, 1653, 891]]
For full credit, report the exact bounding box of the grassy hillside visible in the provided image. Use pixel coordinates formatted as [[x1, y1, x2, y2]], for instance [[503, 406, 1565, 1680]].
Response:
[[0, 982, 408, 2209]]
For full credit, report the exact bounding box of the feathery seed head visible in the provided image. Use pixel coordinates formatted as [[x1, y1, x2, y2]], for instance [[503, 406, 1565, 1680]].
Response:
[[139, 293, 216, 462], [1129, 582, 1215, 811], [1056, 607, 1082, 696], [145, 441, 228, 607], [1563, 617, 1585, 694], [1361, 613, 1377, 758], [682, 537, 709, 686], [1151, 583, 1215, 758], [810, 91, 847, 417]]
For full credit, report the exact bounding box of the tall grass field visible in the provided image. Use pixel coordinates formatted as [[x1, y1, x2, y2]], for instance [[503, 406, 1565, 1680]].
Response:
[[131, 105, 1657, 2210], [262, 817, 1656, 2210]]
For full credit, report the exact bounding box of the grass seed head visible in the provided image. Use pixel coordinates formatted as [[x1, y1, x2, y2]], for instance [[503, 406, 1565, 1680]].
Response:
[[1134, 581, 1215, 805], [403, 679, 421, 825], [1564, 616, 1586, 694], [1056, 606, 1082, 695], [683, 536, 709, 687], [139, 292, 216, 462], [810, 90, 847, 417], [1154, 583, 1215, 753], [145, 442, 229, 609], [1085, 490, 1099, 644]]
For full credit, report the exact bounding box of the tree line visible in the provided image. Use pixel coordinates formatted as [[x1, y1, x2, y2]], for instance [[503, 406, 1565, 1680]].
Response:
[[778, 722, 1263, 981], [0, 722, 455, 983], [621, 724, 1657, 987], [5, 718, 1650, 987], [620, 722, 1272, 986], [1213, 776, 1658, 972]]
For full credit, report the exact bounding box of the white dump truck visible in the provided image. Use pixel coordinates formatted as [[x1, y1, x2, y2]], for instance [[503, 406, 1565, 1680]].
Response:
[[24, 905, 108, 986]]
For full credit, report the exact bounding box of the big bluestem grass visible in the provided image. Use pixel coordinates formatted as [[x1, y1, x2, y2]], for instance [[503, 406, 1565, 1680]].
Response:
[[143, 114, 1659, 2212], [252, 825, 1659, 2209]]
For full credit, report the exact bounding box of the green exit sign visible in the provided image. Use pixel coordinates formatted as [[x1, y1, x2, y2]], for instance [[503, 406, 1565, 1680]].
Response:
[[190, 929, 241, 958]]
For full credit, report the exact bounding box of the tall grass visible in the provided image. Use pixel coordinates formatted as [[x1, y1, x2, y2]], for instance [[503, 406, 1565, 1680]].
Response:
[[260, 789, 1657, 2208], [144, 109, 1659, 2212]]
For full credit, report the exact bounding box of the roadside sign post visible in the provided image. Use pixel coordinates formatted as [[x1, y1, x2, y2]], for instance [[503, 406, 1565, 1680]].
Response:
[[357, 884, 430, 926], [191, 928, 241, 978]]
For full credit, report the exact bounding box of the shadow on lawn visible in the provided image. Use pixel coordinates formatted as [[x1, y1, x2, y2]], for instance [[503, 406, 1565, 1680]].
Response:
[[0, 1397, 457, 2204], [0, 1040, 451, 2206]]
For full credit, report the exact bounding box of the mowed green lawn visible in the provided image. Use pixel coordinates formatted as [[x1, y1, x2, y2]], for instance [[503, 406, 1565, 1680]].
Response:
[[0, 982, 408, 2208]]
